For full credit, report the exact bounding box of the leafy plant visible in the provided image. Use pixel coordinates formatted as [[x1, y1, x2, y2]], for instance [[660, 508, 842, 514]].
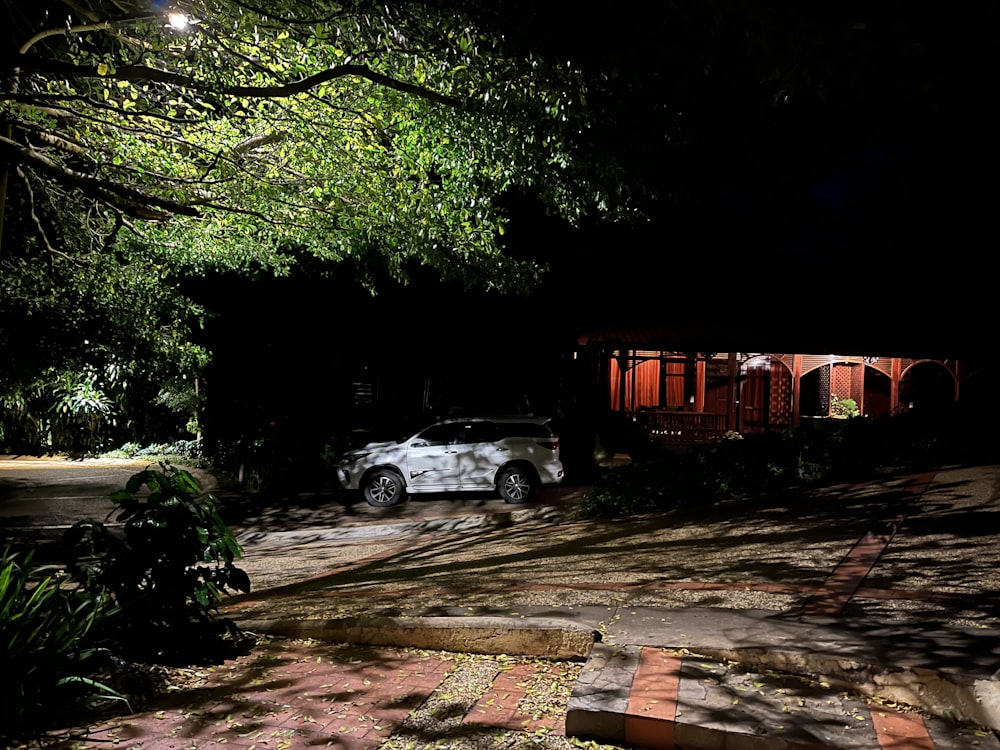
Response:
[[49, 370, 115, 452], [0, 549, 122, 741], [65, 464, 251, 664], [831, 395, 860, 419]]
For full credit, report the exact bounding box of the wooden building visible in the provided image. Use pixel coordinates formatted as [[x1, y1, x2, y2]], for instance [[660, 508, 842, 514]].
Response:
[[574, 332, 974, 445]]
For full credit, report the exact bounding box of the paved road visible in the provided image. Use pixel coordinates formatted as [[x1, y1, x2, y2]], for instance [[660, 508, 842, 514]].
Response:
[[0, 455, 586, 533], [0, 456, 156, 527]]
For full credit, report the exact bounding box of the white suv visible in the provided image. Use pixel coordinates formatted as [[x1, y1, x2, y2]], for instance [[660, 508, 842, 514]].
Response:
[[334, 416, 564, 507]]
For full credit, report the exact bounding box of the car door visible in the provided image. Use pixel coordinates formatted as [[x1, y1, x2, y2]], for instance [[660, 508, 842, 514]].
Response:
[[453, 420, 506, 488], [404, 422, 463, 490]]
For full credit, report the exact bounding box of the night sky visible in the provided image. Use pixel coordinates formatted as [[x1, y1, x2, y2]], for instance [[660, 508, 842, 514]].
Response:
[[494, 0, 999, 359]]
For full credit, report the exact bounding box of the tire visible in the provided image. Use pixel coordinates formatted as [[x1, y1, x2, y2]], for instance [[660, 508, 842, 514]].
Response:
[[497, 465, 537, 504], [363, 469, 406, 507]]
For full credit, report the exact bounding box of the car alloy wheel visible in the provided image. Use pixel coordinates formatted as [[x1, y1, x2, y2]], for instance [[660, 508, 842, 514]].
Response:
[[498, 466, 535, 504], [364, 469, 404, 507]]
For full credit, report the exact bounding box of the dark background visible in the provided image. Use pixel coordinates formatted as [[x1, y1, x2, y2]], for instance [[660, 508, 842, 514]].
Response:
[[191, 0, 999, 459]]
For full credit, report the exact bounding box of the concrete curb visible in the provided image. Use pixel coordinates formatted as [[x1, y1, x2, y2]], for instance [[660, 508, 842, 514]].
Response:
[[237, 615, 599, 660]]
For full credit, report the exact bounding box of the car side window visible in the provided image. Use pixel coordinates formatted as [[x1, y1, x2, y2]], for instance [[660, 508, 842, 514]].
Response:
[[417, 424, 457, 446], [494, 422, 546, 440], [462, 421, 498, 444]]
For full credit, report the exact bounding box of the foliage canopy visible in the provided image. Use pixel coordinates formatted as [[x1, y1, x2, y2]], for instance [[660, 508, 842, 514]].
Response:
[[2, 0, 619, 283], [0, 0, 628, 451]]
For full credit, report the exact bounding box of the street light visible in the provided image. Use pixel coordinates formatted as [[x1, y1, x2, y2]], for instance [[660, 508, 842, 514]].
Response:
[[168, 13, 192, 31], [18, 11, 194, 55]]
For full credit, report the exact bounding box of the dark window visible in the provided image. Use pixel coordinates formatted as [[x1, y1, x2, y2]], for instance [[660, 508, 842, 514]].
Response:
[[417, 424, 460, 446], [463, 421, 500, 443], [495, 422, 552, 439]]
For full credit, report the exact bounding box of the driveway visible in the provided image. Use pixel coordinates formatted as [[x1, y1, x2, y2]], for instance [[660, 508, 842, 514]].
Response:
[[0, 454, 585, 533], [221, 464, 1000, 630]]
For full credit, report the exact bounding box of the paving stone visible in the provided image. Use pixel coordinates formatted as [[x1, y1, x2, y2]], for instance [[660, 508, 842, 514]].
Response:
[[674, 654, 881, 748], [565, 644, 639, 741], [563, 645, 1000, 749]]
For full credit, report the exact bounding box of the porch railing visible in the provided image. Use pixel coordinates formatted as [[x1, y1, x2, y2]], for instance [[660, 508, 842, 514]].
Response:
[[628, 410, 729, 444]]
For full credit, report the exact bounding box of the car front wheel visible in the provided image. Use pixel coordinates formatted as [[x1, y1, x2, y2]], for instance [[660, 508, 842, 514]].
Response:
[[363, 469, 406, 507], [497, 465, 536, 504]]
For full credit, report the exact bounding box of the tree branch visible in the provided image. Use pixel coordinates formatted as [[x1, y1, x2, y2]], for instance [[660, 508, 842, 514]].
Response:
[[16, 166, 82, 266], [12, 119, 90, 158], [0, 134, 199, 219], [18, 14, 161, 55], [184, 200, 320, 230], [233, 132, 286, 157], [17, 57, 465, 107]]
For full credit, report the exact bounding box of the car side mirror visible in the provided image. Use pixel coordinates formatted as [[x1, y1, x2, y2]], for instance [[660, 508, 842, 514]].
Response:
[[412, 440, 428, 448]]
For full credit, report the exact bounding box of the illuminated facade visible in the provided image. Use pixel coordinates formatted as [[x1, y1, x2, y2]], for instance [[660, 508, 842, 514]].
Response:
[[577, 343, 973, 444]]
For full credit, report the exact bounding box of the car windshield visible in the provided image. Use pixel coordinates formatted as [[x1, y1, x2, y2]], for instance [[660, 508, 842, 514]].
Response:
[[396, 423, 435, 443]]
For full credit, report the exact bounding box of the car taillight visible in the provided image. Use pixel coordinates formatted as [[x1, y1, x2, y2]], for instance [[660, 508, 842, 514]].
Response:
[[538, 438, 559, 451]]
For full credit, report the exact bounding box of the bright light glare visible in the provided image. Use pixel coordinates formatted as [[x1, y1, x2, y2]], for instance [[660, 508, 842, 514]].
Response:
[[167, 13, 190, 30]]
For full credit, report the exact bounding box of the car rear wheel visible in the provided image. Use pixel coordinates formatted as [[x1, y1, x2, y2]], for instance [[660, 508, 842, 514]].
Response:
[[497, 465, 536, 504], [363, 469, 406, 507]]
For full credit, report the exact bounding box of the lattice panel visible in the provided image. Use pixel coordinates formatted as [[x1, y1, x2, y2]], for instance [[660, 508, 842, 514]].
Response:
[[831, 364, 854, 402], [770, 363, 794, 428], [817, 365, 831, 411]]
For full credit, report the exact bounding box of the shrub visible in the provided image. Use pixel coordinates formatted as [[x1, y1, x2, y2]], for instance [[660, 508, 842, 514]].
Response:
[[831, 395, 861, 419], [65, 464, 251, 664], [102, 439, 204, 465], [0, 549, 121, 742], [578, 410, 982, 518], [577, 451, 716, 517], [102, 441, 143, 459]]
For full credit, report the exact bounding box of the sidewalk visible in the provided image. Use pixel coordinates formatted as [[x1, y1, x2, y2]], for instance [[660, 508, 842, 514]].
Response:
[[23, 465, 1000, 749]]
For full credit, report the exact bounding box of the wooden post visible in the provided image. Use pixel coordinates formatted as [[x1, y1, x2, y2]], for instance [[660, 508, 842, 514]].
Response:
[[617, 351, 627, 412], [727, 352, 737, 432], [695, 357, 706, 412], [792, 355, 802, 428], [890, 358, 902, 412]]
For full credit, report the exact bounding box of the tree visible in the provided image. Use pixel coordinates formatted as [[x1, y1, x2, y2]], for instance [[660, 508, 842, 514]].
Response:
[[2, 0, 621, 272], [0, 0, 628, 452]]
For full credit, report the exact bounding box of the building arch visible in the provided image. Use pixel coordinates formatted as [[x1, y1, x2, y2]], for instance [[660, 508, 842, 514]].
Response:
[[737, 355, 793, 434], [898, 360, 957, 414]]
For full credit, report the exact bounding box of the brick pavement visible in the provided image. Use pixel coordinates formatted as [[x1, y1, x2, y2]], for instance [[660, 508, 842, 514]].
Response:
[[35, 639, 579, 749]]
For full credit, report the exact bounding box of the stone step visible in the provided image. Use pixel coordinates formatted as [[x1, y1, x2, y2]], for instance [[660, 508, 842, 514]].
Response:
[[566, 644, 1000, 749]]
